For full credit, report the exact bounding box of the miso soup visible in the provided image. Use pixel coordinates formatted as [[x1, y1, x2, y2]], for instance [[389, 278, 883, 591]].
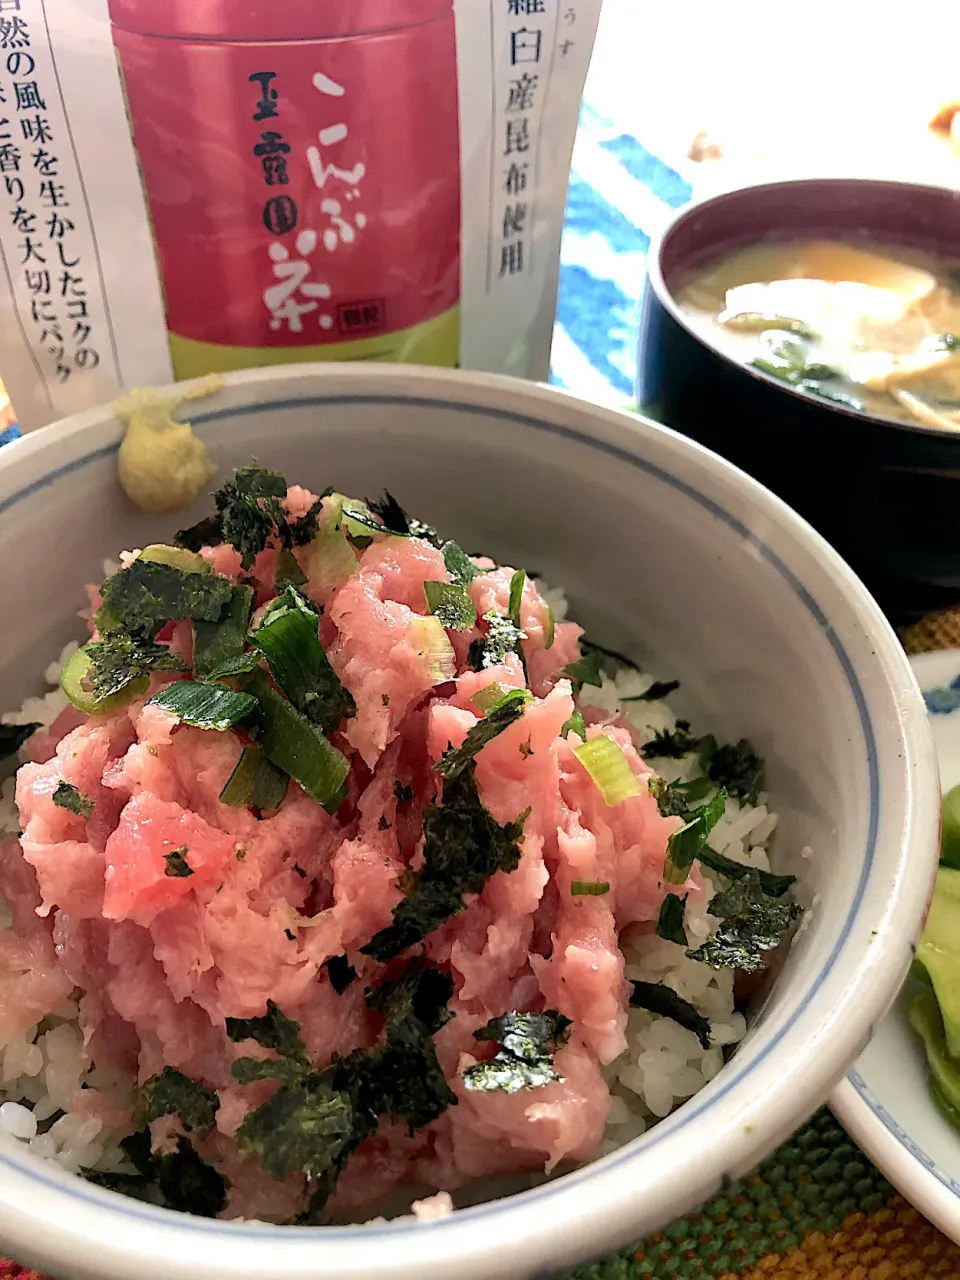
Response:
[[675, 238, 960, 431]]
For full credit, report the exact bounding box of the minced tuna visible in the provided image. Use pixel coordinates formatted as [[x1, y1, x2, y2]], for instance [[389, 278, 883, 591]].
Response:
[[0, 466, 802, 1223]]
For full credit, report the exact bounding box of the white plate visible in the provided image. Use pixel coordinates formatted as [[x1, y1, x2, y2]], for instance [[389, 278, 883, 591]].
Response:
[[833, 648, 960, 1243]]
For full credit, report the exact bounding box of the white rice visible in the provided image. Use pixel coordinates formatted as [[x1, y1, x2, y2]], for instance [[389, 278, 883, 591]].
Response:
[[0, 592, 797, 1212]]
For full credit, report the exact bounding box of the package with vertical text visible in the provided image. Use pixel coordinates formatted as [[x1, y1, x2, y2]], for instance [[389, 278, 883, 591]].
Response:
[[0, 0, 603, 431]]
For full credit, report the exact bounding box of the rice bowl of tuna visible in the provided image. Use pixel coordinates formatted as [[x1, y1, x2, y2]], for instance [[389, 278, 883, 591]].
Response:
[[0, 366, 939, 1280]]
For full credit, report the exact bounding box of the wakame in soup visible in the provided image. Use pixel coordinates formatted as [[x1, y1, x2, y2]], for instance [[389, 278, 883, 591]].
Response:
[[676, 238, 960, 431]]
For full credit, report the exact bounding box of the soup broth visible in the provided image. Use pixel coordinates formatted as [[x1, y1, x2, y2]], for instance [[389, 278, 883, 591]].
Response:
[[676, 237, 960, 431]]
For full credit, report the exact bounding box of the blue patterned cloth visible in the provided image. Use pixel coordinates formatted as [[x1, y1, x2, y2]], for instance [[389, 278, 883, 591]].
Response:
[[0, 96, 689, 443], [550, 102, 692, 405]]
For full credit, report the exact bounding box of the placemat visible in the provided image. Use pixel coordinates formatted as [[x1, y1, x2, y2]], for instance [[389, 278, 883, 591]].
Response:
[[564, 1109, 959, 1279]]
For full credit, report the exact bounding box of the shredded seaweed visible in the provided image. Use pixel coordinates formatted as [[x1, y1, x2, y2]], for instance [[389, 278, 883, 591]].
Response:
[[435, 698, 526, 779], [478, 612, 526, 668], [441, 541, 477, 587], [226, 1000, 310, 1065], [696, 846, 796, 898], [462, 1010, 571, 1093], [164, 847, 193, 878], [85, 636, 188, 700], [641, 721, 702, 760], [0, 722, 40, 760], [621, 679, 680, 703], [629, 981, 711, 1051], [361, 764, 528, 962], [687, 871, 802, 973], [213, 465, 290, 569], [229, 962, 456, 1219], [52, 780, 94, 819], [365, 491, 411, 536], [174, 513, 224, 554], [96, 558, 233, 641], [117, 1130, 228, 1218], [704, 738, 765, 807], [424, 580, 477, 631], [323, 954, 357, 995], [192, 585, 257, 681], [140, 1066, 220, 1138]]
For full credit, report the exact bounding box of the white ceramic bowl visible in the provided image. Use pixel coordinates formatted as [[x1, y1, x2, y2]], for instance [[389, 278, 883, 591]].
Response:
[[0, 365, 940, 1280], [833, 647, 960, 1244]]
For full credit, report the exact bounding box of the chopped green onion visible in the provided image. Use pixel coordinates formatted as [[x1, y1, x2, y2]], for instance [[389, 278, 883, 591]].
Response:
[[656, 893, 688, 945], [275, 548, 308, 590], [148, 681, 258, 732], [471, 683, 533, 716], [424, 580, 477, 631], [508, 569, 525, 628], [244, 672, 350, 814], [563, 652, 604, 691], [60, 644, 148, 715], [677, 776, 715, 803], [138, 545, 211, 575], [193, 586, 257, 682], [408, 616, 456, 681], [561, 710, 587, 740], [507, 569, 528, 679], [571, 880, 609, 896], [220, 746, 289, 812], [300, 503, 357, 591], [543, 604, 555, 651], [248, 587, 355, 735], [339, 500, 387, 541], [663, 790, 726, 885], [442, 541, 477, 587], [573, 735, 643, 806], [0, 722, 40, 760], [472, 682, 508, 715]]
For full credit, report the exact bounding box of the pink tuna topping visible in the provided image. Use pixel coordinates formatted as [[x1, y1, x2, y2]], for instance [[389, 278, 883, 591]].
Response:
[[4, 477, 717, 1224]]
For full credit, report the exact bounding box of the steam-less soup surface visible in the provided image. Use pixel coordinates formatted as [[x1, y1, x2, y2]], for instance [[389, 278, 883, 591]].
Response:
[[676, 238, 960, 431]]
